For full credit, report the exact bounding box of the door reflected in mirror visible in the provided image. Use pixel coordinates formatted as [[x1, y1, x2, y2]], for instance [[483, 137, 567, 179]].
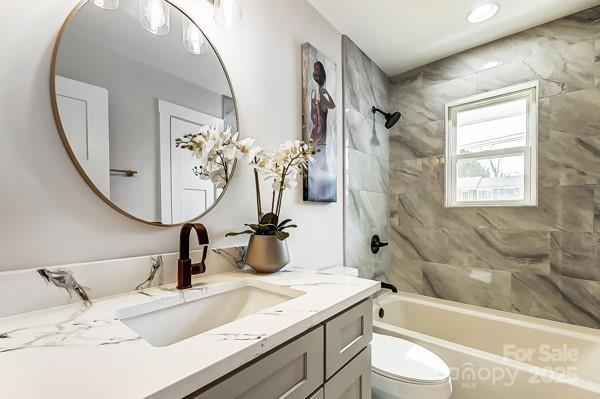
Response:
[[52, 0, 238, 225]]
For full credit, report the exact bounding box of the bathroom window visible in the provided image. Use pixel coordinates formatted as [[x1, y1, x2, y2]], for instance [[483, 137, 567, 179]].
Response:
[[445, 81, 538, 207]]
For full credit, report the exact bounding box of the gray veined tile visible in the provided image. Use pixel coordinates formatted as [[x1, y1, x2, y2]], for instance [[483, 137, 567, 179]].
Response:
[[565, 6, 600, 26], [345, 217, 390, 278], [346, 148, 388, 193], [391, 67, 426, 90], [476, 206, 555, 231], [477, 186, 594, 232], [511, 273, 567, 323], [389, 158, 422, 195], [389, 224, 448, 264], [389, 120, 445, 160], [512, 8, 600, 54], [543, 185, 595, 232], [594, 39, 600, 86], [345, 108, 389, 160], [539, 131, 600, 187], [397, 190, 476, 230], [551, 87, 600, 137], [526, 41, 596, 96], [423, 262, 512, 311], [343, 36, 391, 117], [391, 7, 600, 91], [351, 189, 389, 231], [558, 276, 600, 329], [389, 156, 444, 195], [370, 59, 392, 111], [447, 229, 551, 274], [473, 41, 595, 98], [392, 78, 476, 127], [345, 188, 390, 278], [389, 193, 400, 225], [551, 232, 600, 281], [595, 188, 600, 232], [512, 273, 600, 328], [392, 44, 516, 89], [383, 260, 423, 294], [539, 97, 551, 144]]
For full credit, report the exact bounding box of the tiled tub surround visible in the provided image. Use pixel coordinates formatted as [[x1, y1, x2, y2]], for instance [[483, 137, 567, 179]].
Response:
[[0, 270, 378, 399], [386, 6, 600, 329], [342, 35, 393, 279], [0, 247, 246, 317]]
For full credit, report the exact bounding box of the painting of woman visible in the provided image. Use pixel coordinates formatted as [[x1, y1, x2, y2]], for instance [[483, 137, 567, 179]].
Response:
[[310, 61, 336, 145], [302, 43, 337, 203]]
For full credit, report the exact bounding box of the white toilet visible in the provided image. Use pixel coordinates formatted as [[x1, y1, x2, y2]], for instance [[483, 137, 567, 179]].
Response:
[[371, 333, 452, 399]]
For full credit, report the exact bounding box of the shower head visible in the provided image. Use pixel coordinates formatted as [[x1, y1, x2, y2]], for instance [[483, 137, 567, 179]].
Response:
[[372, 106, 402, 129]]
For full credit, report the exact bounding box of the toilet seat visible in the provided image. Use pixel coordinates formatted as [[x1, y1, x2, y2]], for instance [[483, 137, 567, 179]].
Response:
[[371, 333, 450, 385]]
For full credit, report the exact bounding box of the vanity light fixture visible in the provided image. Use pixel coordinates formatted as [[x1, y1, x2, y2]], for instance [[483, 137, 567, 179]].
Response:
[[214, 0, 243, 31], [90, 0, 119, 10], [467, 2, 499, 23], [139, 0, 170, 35], [183, 17, 209, 55]]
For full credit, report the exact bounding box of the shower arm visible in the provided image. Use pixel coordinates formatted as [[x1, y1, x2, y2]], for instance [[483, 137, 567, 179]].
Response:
[[372, 106, 385, 116]]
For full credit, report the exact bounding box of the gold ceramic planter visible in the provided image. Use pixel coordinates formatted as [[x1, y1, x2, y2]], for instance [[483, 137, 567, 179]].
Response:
[[245, 235, 290, 273]]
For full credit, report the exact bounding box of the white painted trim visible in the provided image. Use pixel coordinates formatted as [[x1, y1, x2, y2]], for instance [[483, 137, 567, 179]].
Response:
[[158, 99, 224, 224], [445, 81, 539, 208]]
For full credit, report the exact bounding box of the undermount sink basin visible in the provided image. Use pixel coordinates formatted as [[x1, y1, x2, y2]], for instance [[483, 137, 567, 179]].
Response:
[[115, 280, 304, 347]]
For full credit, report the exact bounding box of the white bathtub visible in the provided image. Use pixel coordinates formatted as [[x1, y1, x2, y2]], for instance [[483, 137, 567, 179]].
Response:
[[373, 292, 600, 398]]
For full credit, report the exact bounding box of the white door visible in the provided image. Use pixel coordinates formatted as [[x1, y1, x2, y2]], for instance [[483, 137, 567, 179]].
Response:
[[159, 100, 224, 224], [55, 76, 110, 196]]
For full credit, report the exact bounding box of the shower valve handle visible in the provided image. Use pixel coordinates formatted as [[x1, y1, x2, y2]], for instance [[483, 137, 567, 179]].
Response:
[[371, 235, 388, 254]]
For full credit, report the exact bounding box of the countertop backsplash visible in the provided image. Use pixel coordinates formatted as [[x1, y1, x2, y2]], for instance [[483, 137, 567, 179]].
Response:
[[0, 246, 246, 317]]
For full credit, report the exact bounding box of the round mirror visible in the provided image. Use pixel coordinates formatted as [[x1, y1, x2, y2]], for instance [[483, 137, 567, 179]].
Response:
[[51, 0, 238, 226]]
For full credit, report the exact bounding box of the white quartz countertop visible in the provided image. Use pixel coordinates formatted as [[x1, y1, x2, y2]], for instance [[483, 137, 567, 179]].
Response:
[[0, 270, 379, 399]]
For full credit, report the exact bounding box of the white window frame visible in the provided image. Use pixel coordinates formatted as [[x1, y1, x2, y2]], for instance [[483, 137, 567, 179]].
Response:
[[445, 81, 539, 208]]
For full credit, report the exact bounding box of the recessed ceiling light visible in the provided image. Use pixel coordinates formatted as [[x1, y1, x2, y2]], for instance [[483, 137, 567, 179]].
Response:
[[467, 3, 499, 23]]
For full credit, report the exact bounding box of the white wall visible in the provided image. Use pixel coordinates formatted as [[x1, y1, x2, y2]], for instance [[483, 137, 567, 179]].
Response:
[[0, 0, 343, 272]]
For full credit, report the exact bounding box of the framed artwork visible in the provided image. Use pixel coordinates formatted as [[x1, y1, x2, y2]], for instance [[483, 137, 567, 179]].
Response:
[[301, 42, 337, 202]]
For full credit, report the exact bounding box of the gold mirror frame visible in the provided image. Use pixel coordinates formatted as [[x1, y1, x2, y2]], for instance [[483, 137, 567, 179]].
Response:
[[50, 0, 239, 227]]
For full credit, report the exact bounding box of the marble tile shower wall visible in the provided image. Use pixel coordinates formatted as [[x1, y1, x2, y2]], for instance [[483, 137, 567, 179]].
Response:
[[342, 36, 392, 279], [387, 6, 600, 329]]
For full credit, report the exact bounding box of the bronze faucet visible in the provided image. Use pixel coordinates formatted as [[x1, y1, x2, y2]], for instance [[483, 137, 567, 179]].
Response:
[[177, 223, 209, 289]]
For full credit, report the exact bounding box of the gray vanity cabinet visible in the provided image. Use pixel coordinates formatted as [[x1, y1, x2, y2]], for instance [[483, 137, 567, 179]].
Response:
[[324, 347, 371, 399], [325, 299, 372, 379], [194, 327, 324, 399], [189, 299, 373, 399]]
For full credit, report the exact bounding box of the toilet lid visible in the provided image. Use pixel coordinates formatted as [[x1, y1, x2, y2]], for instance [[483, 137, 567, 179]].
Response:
[[371, 333, 450, 385]]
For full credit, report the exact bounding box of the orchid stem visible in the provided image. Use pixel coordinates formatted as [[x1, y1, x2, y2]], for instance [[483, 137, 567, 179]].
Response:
[[271, 190, 276, 213], [253, 167, 262, 220]]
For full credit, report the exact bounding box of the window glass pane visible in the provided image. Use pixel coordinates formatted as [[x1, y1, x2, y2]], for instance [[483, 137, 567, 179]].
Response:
[[456, 154, 525, 202], [456, 97, 527, 154]]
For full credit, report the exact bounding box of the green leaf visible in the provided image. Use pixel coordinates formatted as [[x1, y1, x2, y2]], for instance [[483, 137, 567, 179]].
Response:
[[275, 231, 290, 240], [250, 223, 277, 234], [277, 219, 293, 229], [260, 212, 279, 226], [225, 230, 255, 237], [279, 224, 298, 231]]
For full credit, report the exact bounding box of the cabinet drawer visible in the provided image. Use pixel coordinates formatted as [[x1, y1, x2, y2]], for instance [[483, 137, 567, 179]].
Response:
[[325, 299, 372, 378], [309, 388, 324, 399], [194, 326, 324, 399], [324, 347, 371, 399]]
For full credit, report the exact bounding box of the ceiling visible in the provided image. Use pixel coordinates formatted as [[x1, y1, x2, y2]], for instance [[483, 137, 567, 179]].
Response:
[[308, 0, 600, 77]]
